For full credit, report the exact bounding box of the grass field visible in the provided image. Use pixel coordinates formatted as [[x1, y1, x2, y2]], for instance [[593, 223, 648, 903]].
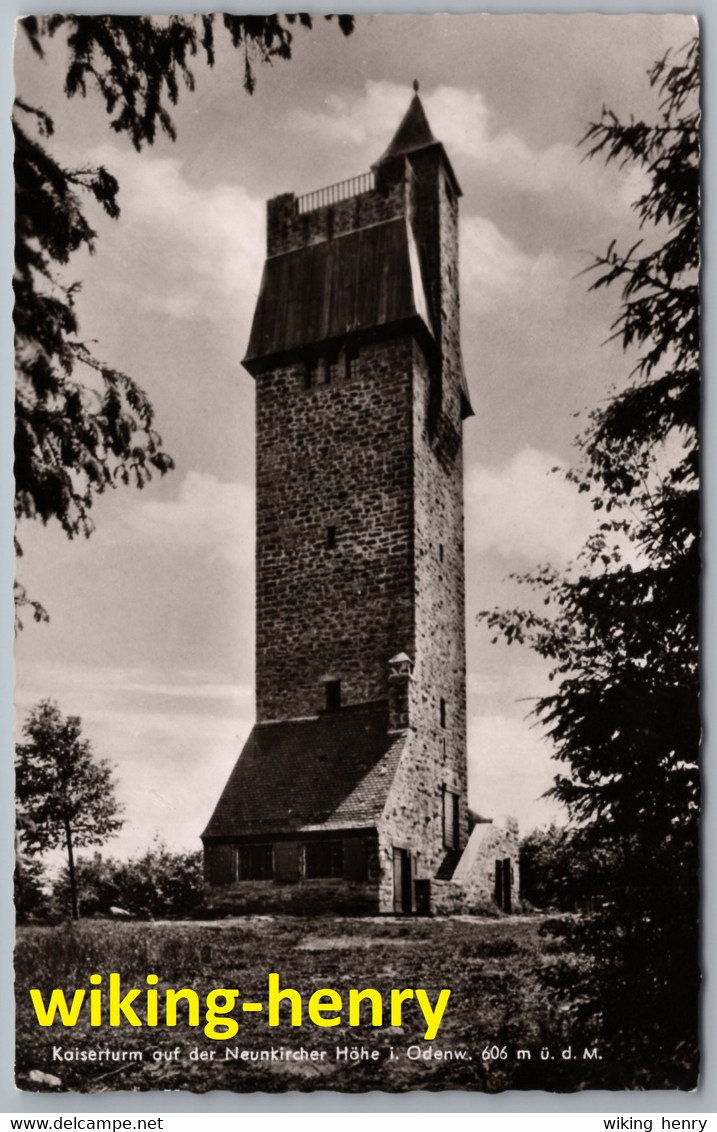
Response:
[[16, 914, 605, 1094]]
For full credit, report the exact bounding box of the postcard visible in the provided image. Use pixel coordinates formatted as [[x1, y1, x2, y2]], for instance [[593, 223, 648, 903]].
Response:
[[13, 12, 700, 1094]]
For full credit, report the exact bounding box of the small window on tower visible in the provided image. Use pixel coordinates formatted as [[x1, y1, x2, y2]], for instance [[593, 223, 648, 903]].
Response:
[[439, 543, 444, 563], [346, 346, 360, 380], [326, 525, 337, 550], [326, 680, 341, 712], [442, 788, 459, 850], [440, 697, 447, 729], [305, 358, 319, 389], [306, 356, 330, 389], [315, 360, 330, 387], [327, 352, 341, 384]]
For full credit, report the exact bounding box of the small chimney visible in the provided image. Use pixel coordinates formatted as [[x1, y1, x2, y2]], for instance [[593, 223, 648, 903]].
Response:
[[388, 652, 414, 731]]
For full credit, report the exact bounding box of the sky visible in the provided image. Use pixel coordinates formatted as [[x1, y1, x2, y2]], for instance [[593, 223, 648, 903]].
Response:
[[13, 13, 697, 859]]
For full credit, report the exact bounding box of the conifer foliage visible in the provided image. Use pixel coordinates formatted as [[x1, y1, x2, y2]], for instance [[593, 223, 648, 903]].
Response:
[[481, 38, 700, 1086]]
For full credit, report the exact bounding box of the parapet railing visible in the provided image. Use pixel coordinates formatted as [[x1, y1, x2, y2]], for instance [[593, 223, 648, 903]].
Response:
[[297, 170, 375, 215]]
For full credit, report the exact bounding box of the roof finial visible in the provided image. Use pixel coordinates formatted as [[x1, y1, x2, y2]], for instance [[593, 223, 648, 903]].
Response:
[[413, 79, 420, 93]]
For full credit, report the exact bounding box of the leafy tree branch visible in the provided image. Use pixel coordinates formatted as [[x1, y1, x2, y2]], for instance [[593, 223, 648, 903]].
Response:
[[14, 14, 354, 625], [16, 699, 124, 920]]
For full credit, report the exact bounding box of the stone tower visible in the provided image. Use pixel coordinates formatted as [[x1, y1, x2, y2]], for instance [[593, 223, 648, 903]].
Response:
[[202, 91, 519, 914]]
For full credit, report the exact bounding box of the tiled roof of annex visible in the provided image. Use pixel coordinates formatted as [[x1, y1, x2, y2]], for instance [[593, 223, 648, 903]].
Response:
[[202, 704, 406, 839]]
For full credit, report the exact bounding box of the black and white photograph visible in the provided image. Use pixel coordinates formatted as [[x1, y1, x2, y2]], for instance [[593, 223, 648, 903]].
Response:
[[12, 12, 700, 1095]]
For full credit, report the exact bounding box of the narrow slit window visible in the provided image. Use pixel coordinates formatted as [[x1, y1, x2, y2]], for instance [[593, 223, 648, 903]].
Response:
[[315, 361, 329, 387], [442, 789, 459, 850], [326, 525, 337, 550], [304, 359, 317, 390], [327, 352, 341, 384], [440, 697, 447, 728], [439, 543, 444, 563], [346, 346, 360, 380]]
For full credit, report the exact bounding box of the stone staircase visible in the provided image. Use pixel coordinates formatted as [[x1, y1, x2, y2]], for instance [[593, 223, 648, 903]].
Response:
[[435, 848, 463, 880]]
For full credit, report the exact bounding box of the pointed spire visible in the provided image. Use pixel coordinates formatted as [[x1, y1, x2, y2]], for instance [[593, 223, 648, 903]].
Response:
[[374, 84, 463, 200], [375, 88, 437, 165]]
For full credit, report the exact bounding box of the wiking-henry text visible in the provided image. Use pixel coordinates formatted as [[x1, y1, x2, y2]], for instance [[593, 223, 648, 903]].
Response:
[[30, 972, 452, 1040]]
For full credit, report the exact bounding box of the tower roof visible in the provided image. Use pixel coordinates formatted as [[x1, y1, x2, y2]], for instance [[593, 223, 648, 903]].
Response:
[[201, 707, 407, 838], [377, 93, 437, 162], [375, 89, 462, 197]]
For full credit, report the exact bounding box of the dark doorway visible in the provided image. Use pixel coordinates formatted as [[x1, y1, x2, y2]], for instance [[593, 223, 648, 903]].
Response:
[[494, 857, 512, 913], [393, 847, 413, 914], [325, 680, 341, 712]]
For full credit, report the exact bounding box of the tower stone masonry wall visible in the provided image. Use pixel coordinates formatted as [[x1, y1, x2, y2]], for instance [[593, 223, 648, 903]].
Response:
[[410, 340, 468, 860], [255, 337, 416, 722], [373, 144, 469, 883], [408, 151, 468, 869]]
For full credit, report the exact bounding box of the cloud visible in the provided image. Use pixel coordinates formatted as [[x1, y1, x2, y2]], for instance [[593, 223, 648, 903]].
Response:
[[289, 80, 557, 186], [88, 147, 264, 325], [468, 712, 565, 833], [290, 81, 410, 151], [77, 704, 253, 855], [466, 447, 595, 562], [425, 85, 649, 228], [112, 471, 255, 568], [460, 215, 565, 315], [289, 80, 642, 233], [15, 661, 253, 714], [15, 663, 255, 857]]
